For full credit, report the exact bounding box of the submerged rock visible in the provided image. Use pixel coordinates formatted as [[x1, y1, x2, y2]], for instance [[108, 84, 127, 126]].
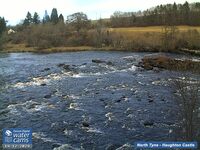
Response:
[[82, 122, 90, 127], [92, 59, 113, 65], [57, 63, 73, 72], [92, 59, 106, 63], [52, 143, 62, 149], [40, 83, 47, 86], [106, 144, 121, 150], [44, 94, 52, 99], [148, 99, 154, 103], [26, 102, 40, 109], [57, 63, 65, 67], [115, 99, 121, 103], [41, 68, 50, 72], [106, 61, 113, 66], [44, 68, 50, 71], [144, 121, 154, 127], [63, 65, 71, 71]]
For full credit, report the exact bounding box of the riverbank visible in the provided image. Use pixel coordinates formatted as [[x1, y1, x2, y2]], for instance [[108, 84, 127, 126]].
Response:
[[1, 43, 123, 53], [1, 43, 200, 57]]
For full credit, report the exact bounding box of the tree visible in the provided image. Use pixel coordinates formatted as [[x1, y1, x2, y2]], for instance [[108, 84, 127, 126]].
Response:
[[172, 2, 178, 25], [67, 12, 90, 33], [33, 12, 40, 24], [173, 77, 200, 141], [183, 1, 190, 24], [0, 17, 6, 48], [50, 8, 59, 24], [0, 17, 6, 35], [43, 10, 50, 23], [58, 14, 64, 23], [23, 11, 32, 26]]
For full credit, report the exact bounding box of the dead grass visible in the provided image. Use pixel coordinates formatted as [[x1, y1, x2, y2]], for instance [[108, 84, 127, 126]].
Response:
[[110, 26, 200, 33], [1, 43, 121, 53], [2, 26, 200, 53]]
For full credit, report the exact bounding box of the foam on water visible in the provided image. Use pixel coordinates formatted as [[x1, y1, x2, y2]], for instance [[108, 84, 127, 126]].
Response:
[[116, 143, 133, 150], [53, 144, 80, 150], [63, 129, 73, 136], [129, 65, 137, 71], [33, 132, 55, 143], [13, 74, 61, 88], [86, 127, 103, 134], [7, 100, 55, 115], [105, 112, 115, 121], [69, 103, 83, 111]]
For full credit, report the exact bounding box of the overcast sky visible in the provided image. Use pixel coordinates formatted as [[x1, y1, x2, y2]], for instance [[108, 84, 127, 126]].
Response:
[[0, 0, 199, 25]]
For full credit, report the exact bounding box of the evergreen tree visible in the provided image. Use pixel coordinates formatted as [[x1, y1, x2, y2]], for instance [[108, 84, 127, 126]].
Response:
[[183, 1, 190, 24], [33, 12, 40, 24], [0, 17, 6, 35], [50, 8, 59, 24], [0, 17, 6, 48], [59, 14, 64, 23], [43, 10, 50, 23], [23, 11, 32, 26]]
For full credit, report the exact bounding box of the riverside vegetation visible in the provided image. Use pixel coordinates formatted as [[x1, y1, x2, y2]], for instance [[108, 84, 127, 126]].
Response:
[[0, 1, 200, 54]]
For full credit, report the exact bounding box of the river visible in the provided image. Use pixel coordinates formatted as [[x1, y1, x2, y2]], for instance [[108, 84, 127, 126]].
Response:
[[0, 51, 199, 150]]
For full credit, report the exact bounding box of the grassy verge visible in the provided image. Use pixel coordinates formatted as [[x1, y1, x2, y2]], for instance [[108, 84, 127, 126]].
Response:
[[1, 43, 124, 53]]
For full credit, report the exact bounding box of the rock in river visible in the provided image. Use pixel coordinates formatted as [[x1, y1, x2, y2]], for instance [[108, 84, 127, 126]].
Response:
[[40, 83, 47, 86], [82, 122, 90, 127], [44, 94, 52, 99], [92, 59, 106, 63], [144, 120, 154, 127]]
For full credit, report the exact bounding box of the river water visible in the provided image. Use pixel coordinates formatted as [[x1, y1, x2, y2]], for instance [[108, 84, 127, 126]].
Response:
[[0, 51, 199, 150]]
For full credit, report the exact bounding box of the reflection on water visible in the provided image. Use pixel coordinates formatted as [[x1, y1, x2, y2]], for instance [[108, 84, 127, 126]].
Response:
[[0, 51, 199, 150]]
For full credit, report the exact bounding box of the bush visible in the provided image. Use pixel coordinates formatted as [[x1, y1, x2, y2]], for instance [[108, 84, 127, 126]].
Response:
[[23, 23, 69, 48], [87, 28, 111, 47]]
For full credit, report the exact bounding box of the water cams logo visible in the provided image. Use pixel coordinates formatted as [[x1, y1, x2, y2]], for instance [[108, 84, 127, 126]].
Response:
[[2, 128, 32, 149]]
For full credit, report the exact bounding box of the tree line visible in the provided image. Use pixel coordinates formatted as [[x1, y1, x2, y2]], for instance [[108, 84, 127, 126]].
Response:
[[22, 8, 90, 32], [110, 1, 200, 27], [23, 9, 65, 26], [1, 1, 198, 31], [15, 1, 200, 29]]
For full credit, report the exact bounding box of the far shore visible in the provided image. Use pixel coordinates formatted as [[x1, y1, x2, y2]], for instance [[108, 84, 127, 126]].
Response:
[[1, 43, 200, 56], [1, 43, 123, 53]]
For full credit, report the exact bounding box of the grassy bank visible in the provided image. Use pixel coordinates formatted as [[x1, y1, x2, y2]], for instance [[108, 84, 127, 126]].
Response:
[[1, 26, 200, 55], [111, 26, 200, 33], [1, 43, 124, 53]]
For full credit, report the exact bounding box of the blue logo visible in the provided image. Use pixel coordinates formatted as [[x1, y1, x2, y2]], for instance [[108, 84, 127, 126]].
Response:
[[2, 128, 32, 149]]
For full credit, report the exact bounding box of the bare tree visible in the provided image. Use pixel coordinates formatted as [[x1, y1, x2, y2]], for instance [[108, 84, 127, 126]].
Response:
[[173, 76, 200, 141], [66, 12, 90, 34]]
